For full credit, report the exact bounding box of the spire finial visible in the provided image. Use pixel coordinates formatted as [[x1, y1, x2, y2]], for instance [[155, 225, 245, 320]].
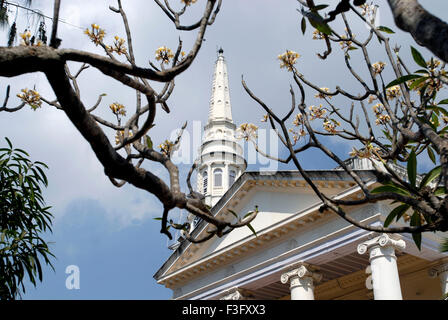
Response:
[[218, 47, 224, 57]]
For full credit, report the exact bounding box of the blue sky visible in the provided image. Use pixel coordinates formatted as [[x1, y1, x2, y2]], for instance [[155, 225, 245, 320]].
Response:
[[1, 0, 447, 299], [22, 197, 173, 299]]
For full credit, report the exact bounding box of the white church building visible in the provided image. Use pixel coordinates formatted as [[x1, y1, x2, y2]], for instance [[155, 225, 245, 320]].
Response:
[[154, 49, 448, 300]]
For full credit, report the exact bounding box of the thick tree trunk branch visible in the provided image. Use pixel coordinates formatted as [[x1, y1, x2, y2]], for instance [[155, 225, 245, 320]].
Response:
[[387, 0, 448, 63], [44, 63, 175, 206]]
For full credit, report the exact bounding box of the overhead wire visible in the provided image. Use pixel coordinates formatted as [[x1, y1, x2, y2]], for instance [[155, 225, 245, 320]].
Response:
[[3, 0, 84, 30]]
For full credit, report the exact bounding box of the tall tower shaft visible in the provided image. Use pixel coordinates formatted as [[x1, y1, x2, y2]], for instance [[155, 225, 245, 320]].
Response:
[[196, 49, 246, 207]]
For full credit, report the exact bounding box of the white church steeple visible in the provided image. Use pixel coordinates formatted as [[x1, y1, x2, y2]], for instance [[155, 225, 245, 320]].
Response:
[[208, 48, 233, 123], [196, 48, 246, 207]]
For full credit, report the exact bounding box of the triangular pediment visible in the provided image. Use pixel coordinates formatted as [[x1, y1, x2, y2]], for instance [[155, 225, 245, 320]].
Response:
[[154, 170, 377, 286]]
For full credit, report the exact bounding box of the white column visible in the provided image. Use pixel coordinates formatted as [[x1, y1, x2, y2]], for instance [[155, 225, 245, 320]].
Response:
[[357, 233, 406, 300], [428, 261, 448, 297], [280, 264, 322, 300]]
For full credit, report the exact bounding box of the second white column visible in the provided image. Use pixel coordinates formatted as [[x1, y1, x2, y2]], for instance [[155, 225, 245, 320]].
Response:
[[358, 233, 406, 300], [281, 264, 322, 300]]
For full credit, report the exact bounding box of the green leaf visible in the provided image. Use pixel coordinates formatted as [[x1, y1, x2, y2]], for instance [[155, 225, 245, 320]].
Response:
[[411, 46, 427, 69], [247, 223, 257, 237], [301, 17, 306, 35], [414, 69, 429, 74], [243, 211, 254, 219], [407, 149, 417, 188], [153, 217, 163, 221], [427, 146, 437, 165], [438, 99, 448, 105], [440, 237, 448, 253], [408, 76, 428, 90], [410, 211, 422, 250], [420, 166, 441, 188], [427, 106, 448, 117], [5, 137, 13, 149], [228, 209, 239, 219], [377, 26, 395, 34], [384, 204, 410, 227], [145, 135, 153, 149], [412, 232, 422, 250], [386, 74, 421, 88], [307, 12, 332, 35], [371, 184, 410, 196], [434, 187, 446, 196], [376, 34, 383, 44], [431, 112, 440, 129], [312, 4, 329, 11]]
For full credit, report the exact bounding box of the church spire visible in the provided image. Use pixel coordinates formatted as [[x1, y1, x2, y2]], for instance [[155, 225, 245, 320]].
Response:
[[195, 48, 246, 208], [208, 48, 233, 123]]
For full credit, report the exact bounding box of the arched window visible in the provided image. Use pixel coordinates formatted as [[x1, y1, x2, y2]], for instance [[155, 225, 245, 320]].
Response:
[[214, 168, 222, 187], [203, 171, 208, 194], [229, 170, 236, 186]]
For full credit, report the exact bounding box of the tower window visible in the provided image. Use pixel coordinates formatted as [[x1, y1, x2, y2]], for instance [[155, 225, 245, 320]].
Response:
[[203, 171, 208, 194], [214, 168, 222, 187], [229, 170, 236, 187]]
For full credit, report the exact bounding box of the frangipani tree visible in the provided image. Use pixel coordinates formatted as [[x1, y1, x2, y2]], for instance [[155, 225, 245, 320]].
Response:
[[0, 0, 258, 244], [241, 1, 448, 250]]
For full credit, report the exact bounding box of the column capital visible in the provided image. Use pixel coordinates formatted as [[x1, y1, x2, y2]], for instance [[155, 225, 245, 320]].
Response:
[[280, 263, 322, 285], [428, 261, 448, 278], [357, 233, 406, 255], [219, 287, 245, 300]]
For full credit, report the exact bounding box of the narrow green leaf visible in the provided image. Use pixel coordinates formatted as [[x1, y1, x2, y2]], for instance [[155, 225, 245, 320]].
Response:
[[407, 149, 417, 188], [301, 17, 306, 35], [440, 237, 448, 253], [411, 46, 427, 69], [428, 105, 448, 117], [384, 204, 409, 227], [396, 204, 411, 222], [420, 166, 441, 189], [228, 209, 239, 219], [370, 184, 410, 196], [376, 34, 383, 44], [243, 211, 254, 219], [247, 223, 257, 237], [5, 137, 13, 149], [434, 187, 446, 196], [145, 135, 153, 149], [386, 74, 421, 88], [409, 76, 428, 90], [307, 12, 332, 35], [427, 146, 436, 165], [431, 112, 440, 129], [312, 4, 329, 11], [410, 211, 422, 250], [14, 148, 30, 156], [377, 26, 395, 34], [437, 99, 448, 105], [414, 69, 429, 74], [34, 161, 49, 169]]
